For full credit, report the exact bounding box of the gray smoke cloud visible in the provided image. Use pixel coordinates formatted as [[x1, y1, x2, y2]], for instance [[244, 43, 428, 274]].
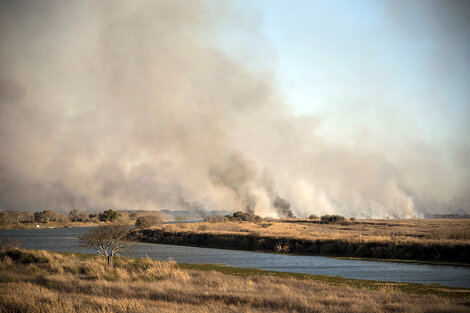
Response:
[[0, 0, 468, 218], [209, 153, 258, 213], [273, 197, 294, 218]]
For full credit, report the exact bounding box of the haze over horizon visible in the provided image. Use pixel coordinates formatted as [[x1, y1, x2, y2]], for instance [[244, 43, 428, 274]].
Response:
[[0, 0, 469, 218]]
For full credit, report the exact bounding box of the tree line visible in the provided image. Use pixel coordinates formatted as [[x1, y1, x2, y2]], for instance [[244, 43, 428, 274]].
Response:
[[0, 209, 164, 227]]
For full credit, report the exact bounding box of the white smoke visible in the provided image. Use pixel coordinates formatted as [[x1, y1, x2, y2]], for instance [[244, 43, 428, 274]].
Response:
[[0, 0, 467, 218]]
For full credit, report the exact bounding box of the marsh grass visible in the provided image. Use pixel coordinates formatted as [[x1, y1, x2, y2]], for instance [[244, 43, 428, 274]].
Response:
[[159, 219, 470, 242], [0, 248, 469, 312], [134, 219, 470, 263]]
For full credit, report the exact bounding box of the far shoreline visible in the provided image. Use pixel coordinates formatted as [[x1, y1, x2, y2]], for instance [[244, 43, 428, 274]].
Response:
[[0, 222, 108, 230]]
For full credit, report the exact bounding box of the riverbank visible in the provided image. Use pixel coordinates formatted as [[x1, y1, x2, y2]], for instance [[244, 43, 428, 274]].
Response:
[[0, 222, 101, 230], [131, 219, 470, 264], [334, 256, 470, 267], [0, 248, 468, 313]]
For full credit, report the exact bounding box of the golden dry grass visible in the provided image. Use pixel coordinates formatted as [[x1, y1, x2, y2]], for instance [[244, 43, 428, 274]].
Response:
[[0, 248, 469, 313], [133, 219, 470, 264], [160, 219, 470, 244]]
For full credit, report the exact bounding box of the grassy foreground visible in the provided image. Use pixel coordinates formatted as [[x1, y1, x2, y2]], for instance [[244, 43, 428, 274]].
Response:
[[0, 248, 469, 313], [132, 219, 470, 264]]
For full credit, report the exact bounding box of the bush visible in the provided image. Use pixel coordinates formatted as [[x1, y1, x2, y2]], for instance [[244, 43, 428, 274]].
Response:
[[99, 209, 121, 222], [308, 214, 318, 219], [230, 211, 262, 222], [204, 216, 229, 223], [136, 215, 164, 228], [69, 210, 89, 222], [88, 213, 99, 222], [116, 211, 132, 223], [320, 215, 346, 224], [0, 211, 33, 225], [0, 249, 48, 264], [33, 210, 58, 223], [203, 212, 263, 223]]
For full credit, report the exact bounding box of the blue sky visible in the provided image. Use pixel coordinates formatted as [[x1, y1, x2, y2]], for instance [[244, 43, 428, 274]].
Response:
[[216, 0, 470, 151]]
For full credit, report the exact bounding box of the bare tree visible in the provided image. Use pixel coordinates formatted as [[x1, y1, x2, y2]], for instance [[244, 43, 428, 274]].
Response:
[[69, 209, 89, 222], [34, 210, 58, 223], [79, 225, 134, 265]]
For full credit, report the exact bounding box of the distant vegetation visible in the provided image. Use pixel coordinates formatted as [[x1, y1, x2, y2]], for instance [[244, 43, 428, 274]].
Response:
[[204, 215, 229, 223], [320, 214, 346, 224], [0, 247, 468, 313], [204, 211, 263, 223], [99, 209, 121, 222], [0, 209, 166, 229], [205, 213, 349, 224], [135, 213, 164, 228], [424, 213, 470, 219]]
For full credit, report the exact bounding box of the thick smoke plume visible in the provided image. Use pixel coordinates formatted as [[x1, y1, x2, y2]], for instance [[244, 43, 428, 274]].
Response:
[[273, 197, 294, 218], [0, 0, 468, 218]]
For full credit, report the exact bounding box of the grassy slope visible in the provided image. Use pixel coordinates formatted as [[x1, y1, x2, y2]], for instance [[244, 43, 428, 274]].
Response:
[[177, 263, 470, 299], [0, 248, 469, 313]]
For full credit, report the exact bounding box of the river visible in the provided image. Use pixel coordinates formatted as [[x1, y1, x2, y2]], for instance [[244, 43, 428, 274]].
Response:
[[1, 226, 469, 288]]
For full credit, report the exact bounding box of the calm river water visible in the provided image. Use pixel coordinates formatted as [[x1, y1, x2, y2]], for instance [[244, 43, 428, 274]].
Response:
[[1, 226, 469, 288]]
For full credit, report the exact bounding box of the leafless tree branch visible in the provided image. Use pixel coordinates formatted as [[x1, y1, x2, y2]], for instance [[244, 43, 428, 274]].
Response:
[[79, 224, 134, 265]]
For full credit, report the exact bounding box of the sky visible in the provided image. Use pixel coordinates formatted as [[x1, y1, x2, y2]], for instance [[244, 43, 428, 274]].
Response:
[[219, 0, 470, 150], [0, 0, 469, 217]]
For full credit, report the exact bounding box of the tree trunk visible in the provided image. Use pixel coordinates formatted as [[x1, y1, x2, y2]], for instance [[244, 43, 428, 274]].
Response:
[[104, 251, 112, 266]]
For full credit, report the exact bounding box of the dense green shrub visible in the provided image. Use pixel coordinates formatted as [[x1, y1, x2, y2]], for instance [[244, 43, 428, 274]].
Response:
[[99, 209, 121, 222]]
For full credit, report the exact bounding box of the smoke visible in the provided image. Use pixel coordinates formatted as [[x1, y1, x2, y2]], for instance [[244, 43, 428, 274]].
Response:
[[273, 197, 294, 218], [0, 0, 468, 218], [209, 153, 258, 213]]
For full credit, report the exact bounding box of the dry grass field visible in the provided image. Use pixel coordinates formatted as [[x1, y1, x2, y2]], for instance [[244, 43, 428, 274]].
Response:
[[133, 219, 470, 264], [164, 218, 470, 241], [0, 248, 469, 313]]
